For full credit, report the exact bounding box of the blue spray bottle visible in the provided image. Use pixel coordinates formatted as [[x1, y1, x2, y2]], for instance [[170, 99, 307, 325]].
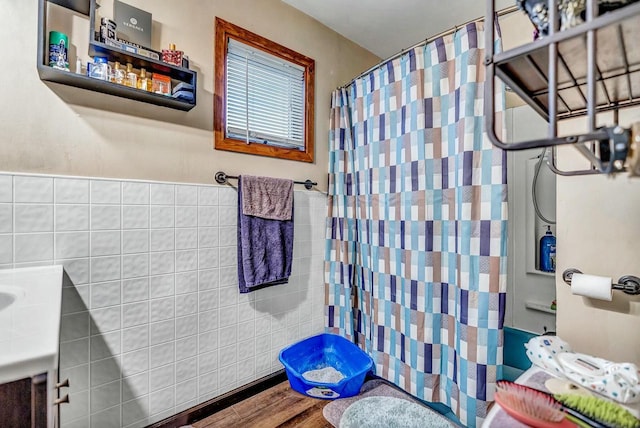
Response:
[[539, 226, 556, 272]]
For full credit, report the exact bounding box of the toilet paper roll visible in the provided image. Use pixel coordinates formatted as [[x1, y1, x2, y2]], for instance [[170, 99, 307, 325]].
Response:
[[571, 273, 613, 301]]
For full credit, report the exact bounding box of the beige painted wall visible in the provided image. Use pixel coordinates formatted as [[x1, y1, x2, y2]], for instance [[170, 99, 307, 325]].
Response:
[[556, 109, 640, 365], [1, 0, 379, 192]]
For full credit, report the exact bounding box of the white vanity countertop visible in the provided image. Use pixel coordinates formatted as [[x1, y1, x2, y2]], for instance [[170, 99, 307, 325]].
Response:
[[0, 265, 64, 384]]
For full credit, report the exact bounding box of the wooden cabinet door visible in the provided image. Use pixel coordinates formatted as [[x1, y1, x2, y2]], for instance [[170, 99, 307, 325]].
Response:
[[0, 375, 48, 428]]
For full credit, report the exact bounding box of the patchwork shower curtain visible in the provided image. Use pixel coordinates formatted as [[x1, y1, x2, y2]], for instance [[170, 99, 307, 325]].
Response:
[[325, 22, 507, 427]]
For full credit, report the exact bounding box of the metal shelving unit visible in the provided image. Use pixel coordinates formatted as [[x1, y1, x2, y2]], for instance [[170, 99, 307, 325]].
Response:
[[37, 0, 197, 111], [484, 0, 640, 175]]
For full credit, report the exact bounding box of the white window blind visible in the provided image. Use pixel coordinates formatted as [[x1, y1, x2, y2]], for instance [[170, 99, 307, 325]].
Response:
[[226, 38, 306, 149]]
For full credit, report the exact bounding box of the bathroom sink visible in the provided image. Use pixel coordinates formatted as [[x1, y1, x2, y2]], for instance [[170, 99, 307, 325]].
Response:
[[0, 286, 22, 311], [0, 265, 63, 387]]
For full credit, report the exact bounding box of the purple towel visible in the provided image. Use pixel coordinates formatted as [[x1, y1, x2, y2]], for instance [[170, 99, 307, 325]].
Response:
[[237, 177, 294, 293]]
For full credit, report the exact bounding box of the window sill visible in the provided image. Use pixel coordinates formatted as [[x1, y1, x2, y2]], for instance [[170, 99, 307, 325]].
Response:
[[214, 136, 314, 163]]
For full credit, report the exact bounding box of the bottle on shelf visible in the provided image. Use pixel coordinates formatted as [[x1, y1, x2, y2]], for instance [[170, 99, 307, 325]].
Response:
[[49, 31, 69, 71], [75, 57, 83, 75], [137, 68, 152, 92], [111, 61, 125, 85], [539, 225, 556, 273], [161, 43, 184, 67], [89, 56, 110, 81], [125, 63, 138, 88]]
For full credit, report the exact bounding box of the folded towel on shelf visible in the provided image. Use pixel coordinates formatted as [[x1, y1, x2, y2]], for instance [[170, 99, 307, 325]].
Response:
[[241, 175, 294, 221], [237, 176, 294, 293]]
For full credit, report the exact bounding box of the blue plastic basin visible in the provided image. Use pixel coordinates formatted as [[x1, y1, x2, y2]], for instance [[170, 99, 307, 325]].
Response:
[[279, 333, 374, 399]]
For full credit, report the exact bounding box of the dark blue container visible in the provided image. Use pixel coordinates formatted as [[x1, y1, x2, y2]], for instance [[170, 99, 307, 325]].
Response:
[[279, 333, 374, 399], [540, 225, 556, 272]]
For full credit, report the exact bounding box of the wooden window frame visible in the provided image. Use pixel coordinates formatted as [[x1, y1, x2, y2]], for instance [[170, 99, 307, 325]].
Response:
[[214, 17, 315, 163]]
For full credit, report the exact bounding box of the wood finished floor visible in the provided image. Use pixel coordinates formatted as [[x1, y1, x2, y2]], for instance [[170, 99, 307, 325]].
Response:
[[192, 381, 332, 428]]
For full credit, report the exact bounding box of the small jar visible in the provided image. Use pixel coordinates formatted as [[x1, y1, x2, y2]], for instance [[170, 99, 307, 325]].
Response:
[[89, 56, 110, 81]]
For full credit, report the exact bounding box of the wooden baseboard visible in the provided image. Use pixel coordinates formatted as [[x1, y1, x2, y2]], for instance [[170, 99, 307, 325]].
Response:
[[148, 370, 288, 428]]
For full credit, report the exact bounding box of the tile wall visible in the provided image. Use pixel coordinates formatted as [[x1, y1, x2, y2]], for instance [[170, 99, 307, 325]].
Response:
[[0, 173, 327, 428]]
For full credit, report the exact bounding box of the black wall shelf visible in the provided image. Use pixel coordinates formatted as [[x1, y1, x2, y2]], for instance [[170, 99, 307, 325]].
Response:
[[37, 0, 197, 111], [37, 65, 196, 111], [48, 0, 88, 15]]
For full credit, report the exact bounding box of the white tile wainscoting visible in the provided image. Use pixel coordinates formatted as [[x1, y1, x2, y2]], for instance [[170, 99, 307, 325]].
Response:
[[0, 173, 327, 428]]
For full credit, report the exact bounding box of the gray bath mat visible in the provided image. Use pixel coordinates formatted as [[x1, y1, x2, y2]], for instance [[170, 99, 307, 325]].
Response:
[[322, 379, 457, 427], [340, 395, 452, 428]]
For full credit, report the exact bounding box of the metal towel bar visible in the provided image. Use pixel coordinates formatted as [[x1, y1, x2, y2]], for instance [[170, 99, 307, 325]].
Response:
[[214, 171, 317, 190]]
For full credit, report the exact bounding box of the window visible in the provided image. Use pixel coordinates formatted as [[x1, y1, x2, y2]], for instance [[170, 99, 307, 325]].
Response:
[[214, 18, 315, 162]]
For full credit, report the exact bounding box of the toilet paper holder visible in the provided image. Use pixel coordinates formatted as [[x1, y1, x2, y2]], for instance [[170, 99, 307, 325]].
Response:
[[562, 269, 640, 295]]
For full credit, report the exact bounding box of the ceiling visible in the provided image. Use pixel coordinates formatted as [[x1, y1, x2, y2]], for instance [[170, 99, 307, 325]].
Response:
[[282, 0, 513, 59]]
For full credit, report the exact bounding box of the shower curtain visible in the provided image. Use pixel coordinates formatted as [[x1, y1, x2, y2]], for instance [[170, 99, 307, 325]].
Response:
[[325, 22, 507, 427]]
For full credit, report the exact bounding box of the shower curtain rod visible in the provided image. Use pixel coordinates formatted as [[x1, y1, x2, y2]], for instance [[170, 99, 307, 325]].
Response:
[[341, 4, 520, 88]]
